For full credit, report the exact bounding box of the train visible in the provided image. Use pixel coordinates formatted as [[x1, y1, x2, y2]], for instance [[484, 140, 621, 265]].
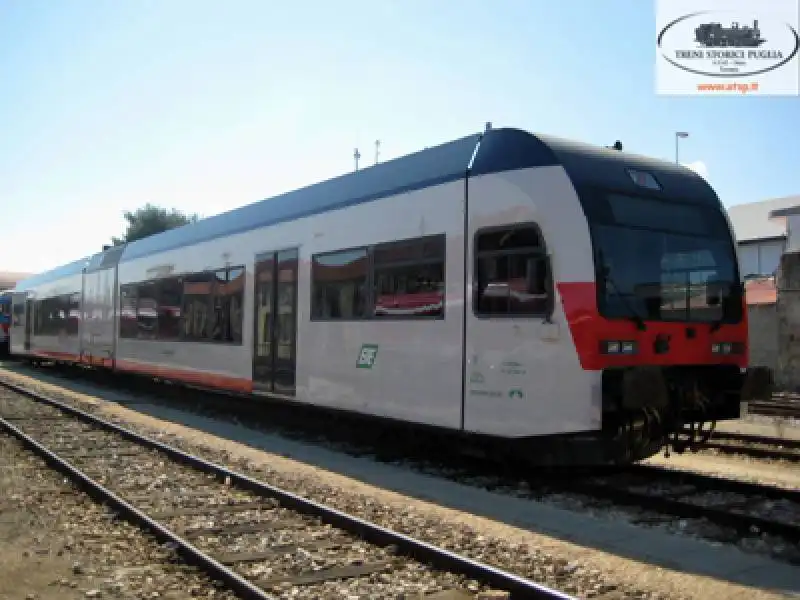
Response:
[[695, 20, 766, 48], [0, 291, 10, 356], [5, 126, 772, 466]]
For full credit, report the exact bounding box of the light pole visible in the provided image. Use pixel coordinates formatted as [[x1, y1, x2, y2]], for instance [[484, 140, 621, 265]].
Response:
[[675, 131, 689, 164]]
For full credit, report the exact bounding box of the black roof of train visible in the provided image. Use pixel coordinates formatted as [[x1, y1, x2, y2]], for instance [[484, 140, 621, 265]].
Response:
[[15, 127, 716, 289]]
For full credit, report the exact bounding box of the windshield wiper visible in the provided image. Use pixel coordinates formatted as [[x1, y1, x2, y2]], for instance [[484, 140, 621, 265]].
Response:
[[597, 251, 647, 331]]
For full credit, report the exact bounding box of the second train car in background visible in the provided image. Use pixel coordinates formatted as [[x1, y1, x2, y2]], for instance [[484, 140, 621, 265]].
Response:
[[6, 126, 771, 466], [0, 291, 10, 356]]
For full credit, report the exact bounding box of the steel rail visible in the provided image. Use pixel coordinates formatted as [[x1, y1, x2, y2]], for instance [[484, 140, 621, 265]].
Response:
[[572, 464, 800, 542], [711, 430, 800, 450], [0, 378, 574, 600], [632, 463, 800, 503], [0, 415, 276, 600]]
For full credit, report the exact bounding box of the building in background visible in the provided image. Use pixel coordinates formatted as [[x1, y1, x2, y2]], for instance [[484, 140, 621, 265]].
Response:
[[727, 195, 800, 278], [725, 195, 800, 374], [0, 271, 33, 291]]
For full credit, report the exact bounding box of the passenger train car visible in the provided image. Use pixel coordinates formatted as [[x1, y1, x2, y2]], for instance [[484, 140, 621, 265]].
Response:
[[7, 127, 771, 465]]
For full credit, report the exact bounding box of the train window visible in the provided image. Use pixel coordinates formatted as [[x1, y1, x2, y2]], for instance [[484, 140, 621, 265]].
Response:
[[67, 293, 81, 336], [156, 277, 183, 341], [311, 248, 369, 320], [225, 267, 245, 344], [210, 266, 245, 344], [12, 302, 24, 327], [120, 265, 245, 345], [135, 281, 159, 340], [33, 300, 45, 335], [607, 193, 709, 236], [373, 235, 445, 319], [182, 272, 213, 341], [474, 226, 552, 317], [32, 295, 74, 336], [119, 285, 139, 339]]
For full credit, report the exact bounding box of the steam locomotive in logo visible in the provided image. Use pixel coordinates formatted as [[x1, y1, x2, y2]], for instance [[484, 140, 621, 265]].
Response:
[[695, 20, 767, 47]]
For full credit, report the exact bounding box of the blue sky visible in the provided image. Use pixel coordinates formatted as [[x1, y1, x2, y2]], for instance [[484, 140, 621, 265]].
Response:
[[1, 0, 798, 273]]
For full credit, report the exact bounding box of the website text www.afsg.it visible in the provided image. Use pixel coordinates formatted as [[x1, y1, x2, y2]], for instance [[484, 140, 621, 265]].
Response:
[[697, 81, 759, 94]]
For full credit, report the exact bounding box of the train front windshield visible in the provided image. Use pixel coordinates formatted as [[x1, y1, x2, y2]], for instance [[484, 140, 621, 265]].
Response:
[[587, 191, 743, 324]]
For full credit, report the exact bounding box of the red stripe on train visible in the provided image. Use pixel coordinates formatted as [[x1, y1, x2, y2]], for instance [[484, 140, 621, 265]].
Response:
[[556, 282, 748, 371]]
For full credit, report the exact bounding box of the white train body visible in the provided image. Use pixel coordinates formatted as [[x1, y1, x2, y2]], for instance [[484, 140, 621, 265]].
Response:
[[10, 128, 764, 464]]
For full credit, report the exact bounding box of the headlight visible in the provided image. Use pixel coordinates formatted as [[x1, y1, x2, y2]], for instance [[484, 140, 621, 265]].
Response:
[[600, 340, 638, 354], [711, 342, 744, 355]]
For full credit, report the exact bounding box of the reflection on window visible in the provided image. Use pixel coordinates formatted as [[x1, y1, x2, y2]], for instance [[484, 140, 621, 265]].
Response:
[[255, 260, 273, 358], [182, 272, 213, 341], [119, 285, 139, 339], [157, 277, 183, 341], [210, 268, 244, 343], [33, 293, 82, 337], [311, 236, 447, 321], [12, 303, 24, 327], [474, 227, 551, 317], [136, 281, 159, 340], [275, 254, 296, 358], [311, 248, 368, 319], [607, 193, 711, 236], [373, 235, 445, 318], [119, 265, 245, 344], [593, 224, 741, 322]]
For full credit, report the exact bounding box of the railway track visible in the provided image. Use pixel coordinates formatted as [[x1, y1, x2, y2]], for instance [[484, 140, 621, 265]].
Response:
[[0, 379, 573, 600], [704, 430, 800, 462], [748, 395, 800, 419], [554, 464, 800, 547], [3, 362, 800, 565]]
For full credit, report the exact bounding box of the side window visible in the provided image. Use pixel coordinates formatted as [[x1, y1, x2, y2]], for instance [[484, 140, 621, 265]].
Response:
[[311, 248, 369, 320], [474, 226, 552, 317], [120, 266, 245, 344], [210, 267, 245, 344], [32, 296, 69, 336], [225, 266, 245, 344], [373, 234, 445, 318], [12, 302, 24, 327], [182, 272, 213, 341], [33, 300, 42, 335], [135, 281, 159, 340], [67, 292, 81, 336], [119, 284, 139, 339], [157, 277, 183, 341], [210, 270, 229, 342]]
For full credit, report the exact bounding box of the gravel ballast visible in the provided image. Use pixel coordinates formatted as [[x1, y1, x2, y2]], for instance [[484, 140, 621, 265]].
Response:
[[0, 368, 794, 600]]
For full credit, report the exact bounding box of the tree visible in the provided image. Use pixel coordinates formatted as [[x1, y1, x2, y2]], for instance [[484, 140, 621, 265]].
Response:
[[111, 203, 200, 246]]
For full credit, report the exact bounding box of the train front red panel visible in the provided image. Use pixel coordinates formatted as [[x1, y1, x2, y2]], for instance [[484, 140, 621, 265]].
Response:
[[557, 282, 748, 371]]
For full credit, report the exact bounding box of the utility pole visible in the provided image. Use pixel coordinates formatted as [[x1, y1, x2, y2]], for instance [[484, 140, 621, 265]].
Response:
[[675, 131, 689, 164], [354, 147, 361, 172], [374, 140, 381, 165]]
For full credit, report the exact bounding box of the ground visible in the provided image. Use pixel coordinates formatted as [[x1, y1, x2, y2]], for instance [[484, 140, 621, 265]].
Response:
[[0, 439, 92, 600], [1, 368, 797, 600]]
